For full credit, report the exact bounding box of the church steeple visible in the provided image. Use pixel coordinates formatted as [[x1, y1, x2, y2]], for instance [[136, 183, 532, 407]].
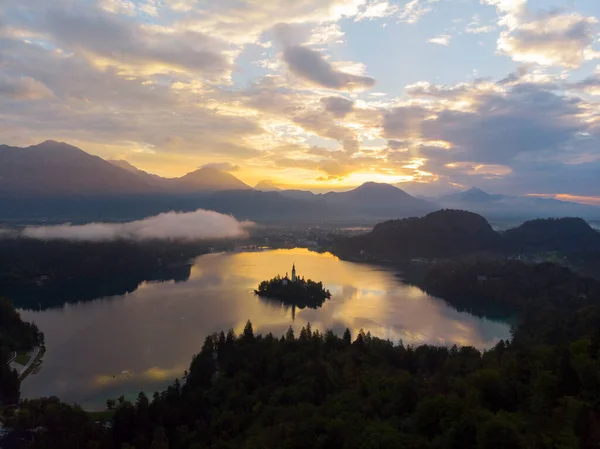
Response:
[[291, 263, 297, 282]]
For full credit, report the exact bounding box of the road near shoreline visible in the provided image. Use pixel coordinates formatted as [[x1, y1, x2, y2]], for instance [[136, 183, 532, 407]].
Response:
[[9, 346, 42, 380]]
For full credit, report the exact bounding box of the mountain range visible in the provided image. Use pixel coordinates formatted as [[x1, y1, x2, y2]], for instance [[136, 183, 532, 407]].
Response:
[[436, 187, 600, 221], [0, 141, 598, 223]]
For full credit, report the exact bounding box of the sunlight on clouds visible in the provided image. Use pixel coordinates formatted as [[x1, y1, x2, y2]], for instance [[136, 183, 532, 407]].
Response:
[[445, 162, 512, 178], [527, 193, 600, 207], [355, 1, 398, 21], [398, 0, 436, 24]]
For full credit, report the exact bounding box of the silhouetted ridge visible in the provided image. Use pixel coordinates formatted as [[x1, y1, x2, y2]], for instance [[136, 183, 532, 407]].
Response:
[[335, 209, 501, 259], [505, 217, 600, 252]]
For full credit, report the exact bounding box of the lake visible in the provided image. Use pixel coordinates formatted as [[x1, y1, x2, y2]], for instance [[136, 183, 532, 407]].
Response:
[[19, 248, 510, 409]]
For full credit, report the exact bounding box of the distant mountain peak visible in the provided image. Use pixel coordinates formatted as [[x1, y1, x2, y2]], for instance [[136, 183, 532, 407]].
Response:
[[440, 187, 500, 204], [255, 180, 282, 191], [177, 166, 252, 191]]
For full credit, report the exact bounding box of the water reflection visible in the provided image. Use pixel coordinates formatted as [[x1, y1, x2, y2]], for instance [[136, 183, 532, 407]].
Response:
[[19, 249, 510, 409]]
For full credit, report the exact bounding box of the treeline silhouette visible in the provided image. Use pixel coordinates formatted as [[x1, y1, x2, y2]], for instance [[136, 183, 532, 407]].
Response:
[[6, 260, 600, 449], [418, 260, 600, 320], [0, 298, 43, 404], [0, 238, 211, 309], [333, 210, 600, 260]]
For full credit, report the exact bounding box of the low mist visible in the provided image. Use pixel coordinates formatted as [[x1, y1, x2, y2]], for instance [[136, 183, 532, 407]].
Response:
[[22, 209, 253, 242]]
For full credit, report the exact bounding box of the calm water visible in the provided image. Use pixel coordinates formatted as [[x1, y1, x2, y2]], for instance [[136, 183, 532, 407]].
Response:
[[19, 249, 510, 409]]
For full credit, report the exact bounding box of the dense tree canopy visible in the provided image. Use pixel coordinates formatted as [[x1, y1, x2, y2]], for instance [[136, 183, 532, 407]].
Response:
[[0, 297, 43, 404], [5, 260, 600, 448], [0, 238, 212, 309]]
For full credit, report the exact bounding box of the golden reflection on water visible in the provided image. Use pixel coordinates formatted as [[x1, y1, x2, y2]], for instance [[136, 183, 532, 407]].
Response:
[[20, 248, 510, 408]]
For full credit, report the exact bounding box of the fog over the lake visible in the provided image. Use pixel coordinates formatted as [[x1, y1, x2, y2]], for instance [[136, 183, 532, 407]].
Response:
[[22, 209, 252, 241]]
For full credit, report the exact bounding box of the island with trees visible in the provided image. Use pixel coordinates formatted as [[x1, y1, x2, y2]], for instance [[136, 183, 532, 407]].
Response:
[[254, 264, 331, 309]]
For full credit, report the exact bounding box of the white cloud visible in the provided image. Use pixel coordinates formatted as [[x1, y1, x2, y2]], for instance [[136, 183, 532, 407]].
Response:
[[355, 1, 398, 21], [485, 0, 599, 68], [398, 0, 435, 24], [428, 34, 451, 46], [23, 209, 253, 241]]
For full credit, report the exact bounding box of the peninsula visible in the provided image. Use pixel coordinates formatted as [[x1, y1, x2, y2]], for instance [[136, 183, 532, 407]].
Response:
[[254, 264, 331, 309]]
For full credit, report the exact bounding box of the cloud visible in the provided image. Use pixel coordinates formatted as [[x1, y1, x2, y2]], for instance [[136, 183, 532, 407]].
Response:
[[6, 2, 231, 78], [355, 1, 398, 22], [320, 96, 354, 117], [0, 76, 53, 100], [201, 162, 240, 172], [527, 193, 600, 207], [282, 45, 376, 91], [428, 34, 451, 46], [398, 0, 435, 24], [22, 209, 252, 242], [485, 0, 599, 68], [444, 161, 513, 178]]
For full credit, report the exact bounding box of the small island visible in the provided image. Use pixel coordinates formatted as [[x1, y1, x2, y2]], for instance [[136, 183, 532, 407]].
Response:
[[254, 264, 331, 309]]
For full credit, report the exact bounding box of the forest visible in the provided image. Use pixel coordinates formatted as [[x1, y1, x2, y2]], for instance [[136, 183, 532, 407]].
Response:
[[417, 259, 600, 320], [4, 258, 600, 449], [332, 210, 600, 261], [0, 238, 213, 309], [0, 298, 43, 405]]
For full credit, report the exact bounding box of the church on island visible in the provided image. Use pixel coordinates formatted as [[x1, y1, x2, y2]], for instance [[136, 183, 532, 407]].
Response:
[[281, 263, 299, 286], [255, 264, 330, 309]]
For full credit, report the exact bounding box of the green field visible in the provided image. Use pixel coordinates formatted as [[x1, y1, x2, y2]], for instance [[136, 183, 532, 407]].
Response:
[[14, 352, 30, 366]]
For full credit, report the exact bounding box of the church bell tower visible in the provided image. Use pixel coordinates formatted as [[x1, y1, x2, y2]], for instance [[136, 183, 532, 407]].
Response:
[[291, 263, 297, 282]]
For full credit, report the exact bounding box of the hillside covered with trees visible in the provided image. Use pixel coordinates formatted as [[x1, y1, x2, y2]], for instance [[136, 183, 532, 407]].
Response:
[[332, 210, 600, 261], [0, 298, 43, 404], [0, 238, 212, 309], [5, 259, 600, 449]]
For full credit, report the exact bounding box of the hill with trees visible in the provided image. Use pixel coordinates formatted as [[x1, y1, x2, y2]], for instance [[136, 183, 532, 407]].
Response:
[[0, 238, 211, 310], [7, 270, 600, 449], [333, 210, 600, 261], [333, 209, 503, 260], [504, 217, 600, 253], [0, 298, 43, 404]]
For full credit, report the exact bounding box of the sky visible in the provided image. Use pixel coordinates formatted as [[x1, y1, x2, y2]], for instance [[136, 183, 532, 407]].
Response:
[[0, 0, 599, 202]]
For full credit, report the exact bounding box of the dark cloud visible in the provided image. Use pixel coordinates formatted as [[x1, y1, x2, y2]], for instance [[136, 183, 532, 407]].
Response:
[[10, 4, 230, 76], [423, 85, 585, 164], [382, 105, 428, 139], [282, 45, 375, 91], [384, 84, 587, 166], [0, 75, 53, 100], [320, 96, 354, 117], [567, 74, 600, 95]]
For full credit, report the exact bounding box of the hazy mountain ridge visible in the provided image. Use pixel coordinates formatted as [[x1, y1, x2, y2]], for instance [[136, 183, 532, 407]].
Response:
[[0, 141, 598, 223], [437, 187, 600, 220], [0, 141, 155, 195]]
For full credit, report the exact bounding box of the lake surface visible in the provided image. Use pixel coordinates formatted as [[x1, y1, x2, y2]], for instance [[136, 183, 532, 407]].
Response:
[[19, 249, 510, 409]]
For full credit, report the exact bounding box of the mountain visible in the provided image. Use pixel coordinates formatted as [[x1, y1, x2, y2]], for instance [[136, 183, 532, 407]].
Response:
[[279, 190, 320, 201], [175, 167, 251, 192], [255, 180, 281, 192], [0, 141, 155, 195], [438, 188, 600, 220], [0, 141, 254, 198], [504, 217, 600, 252], [440, 187, 504, 203], [108, 160, 167, 188], [333, 209, 502, 260]]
